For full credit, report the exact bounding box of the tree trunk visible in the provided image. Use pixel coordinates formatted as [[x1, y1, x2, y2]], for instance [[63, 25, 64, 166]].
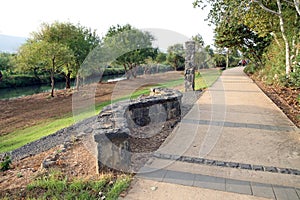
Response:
[[226, 49, 229, 69], [51, 58, 55, 97], [50, 71, 55, 97], [132, 64, 137, 78], [255, 0, 292, 77], [123, 64, 131, 79], [76, 74, 80, 91], [277, 0, 291, 76], [65, 71, 71, 89], [294, 0, 300, 16]]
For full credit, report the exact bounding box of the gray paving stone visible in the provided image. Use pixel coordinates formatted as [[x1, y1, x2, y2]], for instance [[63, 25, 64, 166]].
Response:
[[240, 164, 252, 170], [290, 169, 300, 175], [246, 123, 260, 129], [215, 161, 226, 166], [138, 167, 167, 182], [296, 188, 300, 199], [226, 179, 252, 195], [265, 166, 278, 173], [193, 174, 226, 191], [253, 165, 264, 171], [163, 170, 195, 186], [193, 157, 205, 164], [278, 168, 291, 174], [204, 159, 215, 165], [273, 186, 299, 200], [251, 182, 275, 199], [228, 162, 239, 168]]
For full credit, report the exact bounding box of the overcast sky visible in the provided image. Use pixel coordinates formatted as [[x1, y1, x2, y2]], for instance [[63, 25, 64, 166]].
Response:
[[1, 0, 214, 45]]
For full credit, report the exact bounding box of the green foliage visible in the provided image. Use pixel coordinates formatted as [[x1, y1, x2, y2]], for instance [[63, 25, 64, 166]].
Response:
[[287, 64, 300, 88], [259, 40, 286, 85], [16, 40, 75, 96], [33, 22, 100, 75], [102, 24, 157, 79], [0, 156, 12, 171], [166, 43, 185, 70], [195, 69, 221, 90], [193, 0, 300, 86], [192, 34, 204, 47], [26, 170, 131, 200], [244, 64, 257, 75], [0, 74, 64, 88], [16, 22, 100, 90], [106, 175, 131, 200], [155, 52, 167, 63], [0, 52, 15, 73]]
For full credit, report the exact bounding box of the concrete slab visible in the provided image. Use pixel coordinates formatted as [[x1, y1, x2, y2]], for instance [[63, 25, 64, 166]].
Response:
[[251, 182, 276, 199], [138, 166, 167, 182], [163, 170, 195, 186], [122, 178, 271, 200], [273, 186, 299, 200], [193, 174, 226, 191], [226, 179, 252, 195]]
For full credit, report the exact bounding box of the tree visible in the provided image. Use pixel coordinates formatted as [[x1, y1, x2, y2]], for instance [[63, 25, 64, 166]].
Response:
[[166, 43, 185, 71], [192, 34, 205, 47], [32, 22, 100, 89], [103, 24, 156, 79], [155, 52, 167, 63], [0, 53, 15, 74], [17, 40, 74, 97], [251, 0, 292, 76], [193, 0, 300, 77], [192, 34, 215, 69]]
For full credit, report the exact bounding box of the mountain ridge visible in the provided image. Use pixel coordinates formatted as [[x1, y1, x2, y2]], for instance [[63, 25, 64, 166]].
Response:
[[0, 34, 27, 53]]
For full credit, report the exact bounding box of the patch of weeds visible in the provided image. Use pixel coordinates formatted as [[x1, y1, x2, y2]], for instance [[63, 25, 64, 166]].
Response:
[[26, 169, 131, 200], [17, 172, 23, 178], [0, 156, 12, 171], [106, 175, 131, 200]]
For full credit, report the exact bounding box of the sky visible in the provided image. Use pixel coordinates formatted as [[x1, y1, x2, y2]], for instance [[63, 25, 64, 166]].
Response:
[[0, 0, 214, 46]]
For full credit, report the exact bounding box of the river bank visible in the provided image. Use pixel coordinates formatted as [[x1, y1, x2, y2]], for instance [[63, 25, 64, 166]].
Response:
[[0, 74, 124, 100]]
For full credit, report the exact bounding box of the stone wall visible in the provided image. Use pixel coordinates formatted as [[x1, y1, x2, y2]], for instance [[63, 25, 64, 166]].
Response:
[[184, 41, 196, 92], [93, 88, 182, 172]]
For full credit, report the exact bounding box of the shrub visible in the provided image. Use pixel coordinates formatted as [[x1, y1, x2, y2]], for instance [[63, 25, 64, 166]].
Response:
[[0, 156, 12, 171]]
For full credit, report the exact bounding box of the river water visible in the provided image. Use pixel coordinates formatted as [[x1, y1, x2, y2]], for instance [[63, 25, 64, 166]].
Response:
[[0, 74, 124, 100]]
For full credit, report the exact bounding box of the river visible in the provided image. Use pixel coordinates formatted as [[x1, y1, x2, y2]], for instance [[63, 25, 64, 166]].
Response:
[[0, 74, 125, 100]]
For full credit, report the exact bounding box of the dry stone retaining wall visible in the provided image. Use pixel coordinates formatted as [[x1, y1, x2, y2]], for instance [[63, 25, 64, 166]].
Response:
[[93, 88, 182, 172]]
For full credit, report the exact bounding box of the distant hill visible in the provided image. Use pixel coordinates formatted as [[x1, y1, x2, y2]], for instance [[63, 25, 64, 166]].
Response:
[[0, 34, 27, 53]]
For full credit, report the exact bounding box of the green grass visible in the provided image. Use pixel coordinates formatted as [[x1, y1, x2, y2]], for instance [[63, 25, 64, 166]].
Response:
[[23, 169, 131, 200], [0, 77, 184, 153], [195, 69, 221, 90]]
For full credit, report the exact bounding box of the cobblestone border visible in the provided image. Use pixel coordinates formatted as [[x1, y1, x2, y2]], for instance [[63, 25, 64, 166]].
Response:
[[153, 153, 300, 176]]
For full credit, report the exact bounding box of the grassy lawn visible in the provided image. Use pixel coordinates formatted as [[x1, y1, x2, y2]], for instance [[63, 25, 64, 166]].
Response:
[[195, 68, 221, 90], [0, 78, 184, 153]]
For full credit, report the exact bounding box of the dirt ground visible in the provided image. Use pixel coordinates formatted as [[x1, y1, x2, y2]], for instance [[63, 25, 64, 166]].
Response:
[[0, 140, 111, 199], [0, 71, 183, 136]]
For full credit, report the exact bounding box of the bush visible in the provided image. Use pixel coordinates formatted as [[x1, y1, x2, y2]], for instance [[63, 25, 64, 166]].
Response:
[[0, 156, 12, 171], [288, 65, 300, 88], [0, 74, 65, 88], [244, 64, 257, 75]]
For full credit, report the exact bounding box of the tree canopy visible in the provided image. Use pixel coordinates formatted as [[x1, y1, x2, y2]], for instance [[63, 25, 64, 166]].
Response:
[[102, 24, 157, 79], [194, 0, 300, 85]]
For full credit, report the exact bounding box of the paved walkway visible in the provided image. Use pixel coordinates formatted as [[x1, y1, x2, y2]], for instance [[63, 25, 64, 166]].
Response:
[[122, 67, 300, 200]]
